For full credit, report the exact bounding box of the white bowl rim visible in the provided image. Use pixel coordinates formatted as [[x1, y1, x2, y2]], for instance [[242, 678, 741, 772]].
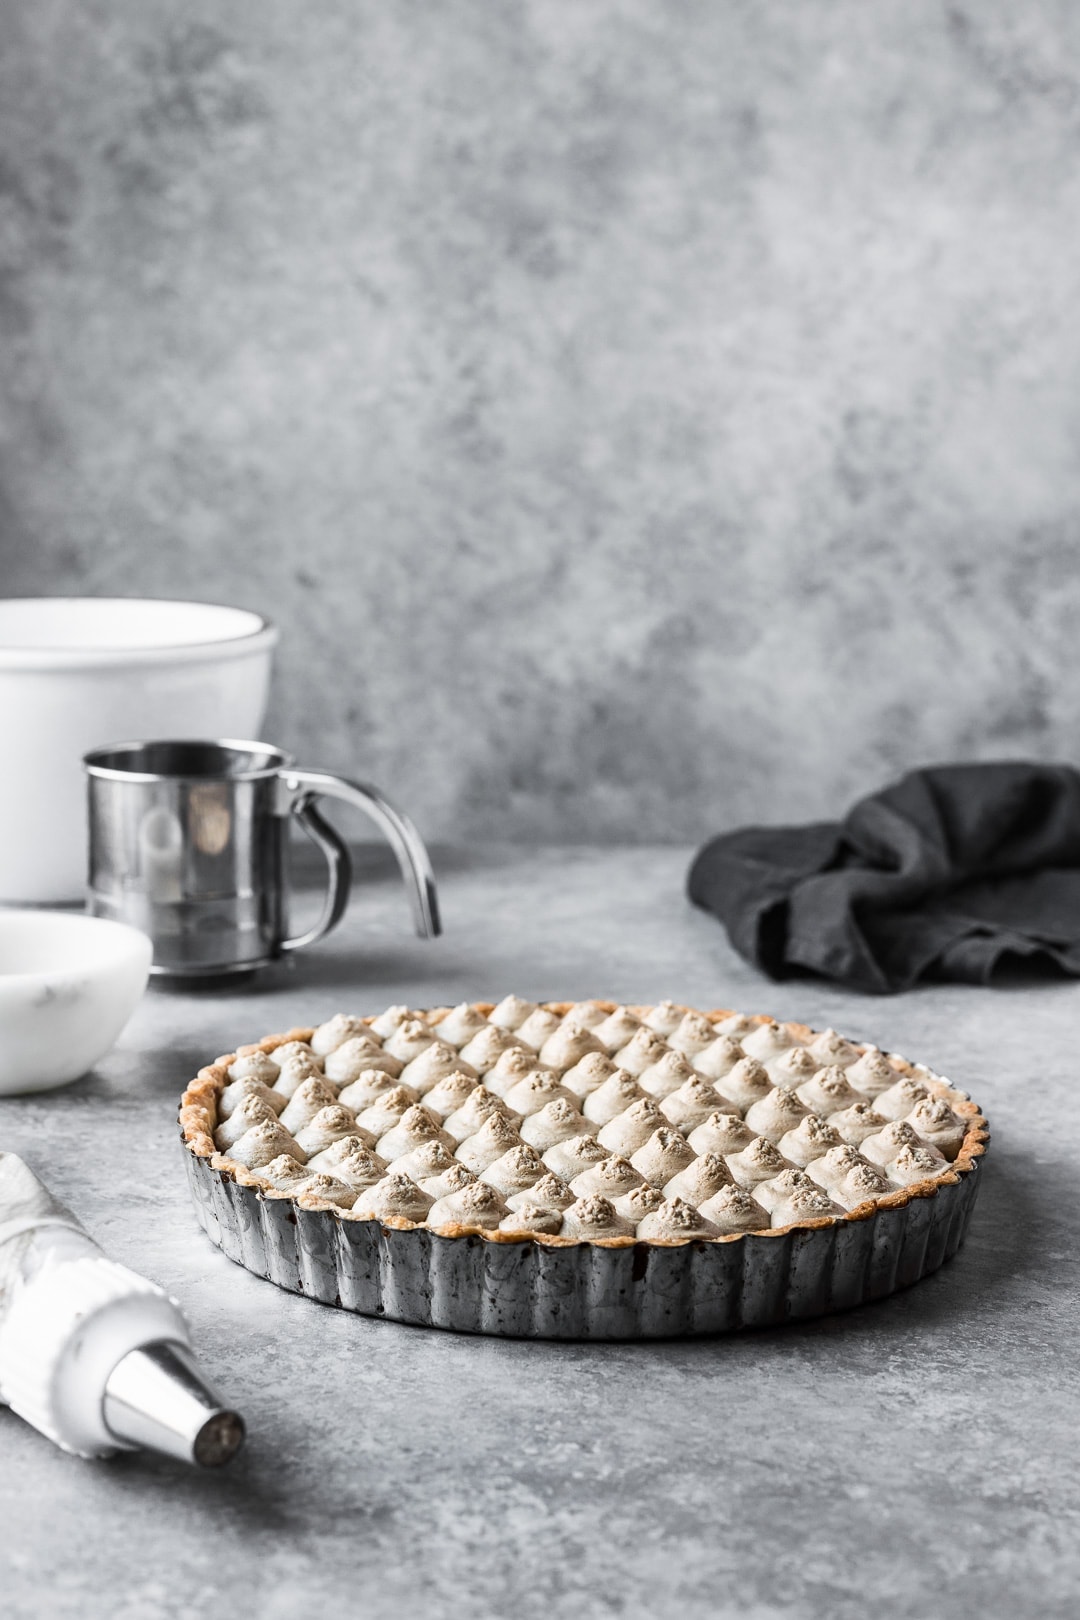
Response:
[[0, 909, 153, 984], [0, 597, 278, 671]]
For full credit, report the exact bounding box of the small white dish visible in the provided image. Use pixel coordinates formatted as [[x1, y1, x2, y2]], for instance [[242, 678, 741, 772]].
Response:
[[0, 911, 152, 1095]]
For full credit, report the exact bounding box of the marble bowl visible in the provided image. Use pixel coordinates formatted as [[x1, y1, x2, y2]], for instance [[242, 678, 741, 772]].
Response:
[[0, 911, 152, 1094]]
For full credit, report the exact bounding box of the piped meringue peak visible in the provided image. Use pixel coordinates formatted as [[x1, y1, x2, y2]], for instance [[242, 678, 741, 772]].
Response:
[[204, 1000, 979, 1245]]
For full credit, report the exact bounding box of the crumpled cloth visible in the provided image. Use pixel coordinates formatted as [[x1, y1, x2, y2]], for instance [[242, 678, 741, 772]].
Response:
[[687, 762, 1080, 993]]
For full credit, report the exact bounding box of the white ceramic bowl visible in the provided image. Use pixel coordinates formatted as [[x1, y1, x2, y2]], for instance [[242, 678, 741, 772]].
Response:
[[0, 911, 152, 1095], [0, 598, 278, 902]]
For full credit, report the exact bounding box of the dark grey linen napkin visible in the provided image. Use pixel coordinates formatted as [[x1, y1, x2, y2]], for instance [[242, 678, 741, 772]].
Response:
[[687, 762, 1080, 993]]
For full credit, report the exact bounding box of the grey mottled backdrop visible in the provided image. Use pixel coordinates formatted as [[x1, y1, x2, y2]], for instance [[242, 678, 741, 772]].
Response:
[[3, 1, 1080, 843]]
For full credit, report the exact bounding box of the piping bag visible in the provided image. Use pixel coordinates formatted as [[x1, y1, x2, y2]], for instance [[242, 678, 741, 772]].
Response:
[[0, 1152, 244, 1466]]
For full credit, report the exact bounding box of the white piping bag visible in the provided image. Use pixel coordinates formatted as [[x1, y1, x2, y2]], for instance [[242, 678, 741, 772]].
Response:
[[0, 1152, 244, 1466]]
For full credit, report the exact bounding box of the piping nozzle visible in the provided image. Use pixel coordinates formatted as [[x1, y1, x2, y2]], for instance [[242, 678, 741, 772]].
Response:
[[103, 1340, 245, 1468]]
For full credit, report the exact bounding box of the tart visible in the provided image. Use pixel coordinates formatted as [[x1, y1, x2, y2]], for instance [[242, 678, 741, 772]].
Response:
[[180, 1000, 989, 1339]]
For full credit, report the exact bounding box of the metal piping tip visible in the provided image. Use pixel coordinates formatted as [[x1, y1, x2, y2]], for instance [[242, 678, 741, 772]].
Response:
[[102, 1340, 245, 1468]]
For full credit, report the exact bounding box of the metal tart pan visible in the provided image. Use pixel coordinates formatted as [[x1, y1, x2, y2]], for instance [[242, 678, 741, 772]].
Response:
[[182, 1138, 983, 1340]]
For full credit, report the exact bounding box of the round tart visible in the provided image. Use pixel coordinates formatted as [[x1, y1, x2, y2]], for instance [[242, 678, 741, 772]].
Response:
[[180, 1000, 989, 1339]]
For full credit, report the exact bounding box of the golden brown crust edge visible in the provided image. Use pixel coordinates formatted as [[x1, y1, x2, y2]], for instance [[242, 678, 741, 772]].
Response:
[[178, 1005, 990, 1249]]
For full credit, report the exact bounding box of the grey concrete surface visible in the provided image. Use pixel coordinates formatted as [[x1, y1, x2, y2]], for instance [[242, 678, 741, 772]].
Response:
[[0, 845, 1075, 1619], [5, 5, 1080, 841]]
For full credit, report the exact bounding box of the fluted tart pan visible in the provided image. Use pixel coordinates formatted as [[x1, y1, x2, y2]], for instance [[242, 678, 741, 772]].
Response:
[[178, 1003, 989, 1340]]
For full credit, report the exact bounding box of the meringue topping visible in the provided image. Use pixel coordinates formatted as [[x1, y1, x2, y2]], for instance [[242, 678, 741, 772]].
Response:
[[668, 1012, 718, 1058], [660, 1077, 730, 1134], [353, 1086, 419, 1140], [768, 1047, 819, 1086], [906, 1097, 966, 1161], [582, 1071, 646, 1126], [753, 1168, 820, 1214], [593, 1007, 643, 1052], [421, 1071, 481, 1119], [259, 1154, 313, 1192], [459, 1024, 527, 1071], [719, 1058, 773, 1111], [352, 1172, 433, 1223], [726, 1137, 791, 1188], [860, 1121, 924, 1168], [872, 1076, 931, 1123], [264, 1040, 322, 1073], [777, 1115, 843, 1169], [427, 1181, 507, 1231], [518, 1098, 589, 1152], [487, 994, 537, 1030], [419, 1161, 478, 1201], [311, 1014, 376, 1056], [514, 1008, 563, 1050], [400, 1042, 477, 1095], [298, 1173, 357, 1210], [663, 1152, 733, 1207], [636, 1197, 721, 1241], [324, 1037, 402, 1084], [272, 1053, 331, 1098], [846, 1047, 900, 1097], [218, 998, 975, 1247], [613, 1182, 665, 1222], [456, 1113, 524, 1174], [569, 1154, 644, 1201], [629, 1127, 696, 1189], [539, 1022, 605, 1071], [741, 1021, 796, 1064], [226, 1050, 279, 1086], [442, 1086, 512, 1146], [714, 1013, 757, 1039], [795, 1066, 863, 1118], [560, 1195, 635, 1240], [807, 1028, 862, 1069], [596, 1098, 664, 1157], [500, 1205, 564, 1236], [484, 1045, 549, 1098], [692, 1035, 746, 1082], [642, 1000, 685, 1036], [227, 1119, 305, 1170], [562, 1001, 610, 1029], [769, 1184, 843, 1227], [218, 1076, 284, 1123], [560, 1051, 619, 1099], [833, 1161, 894, 1211], [280, 1078, 342, 1136], [216, 1108, 278, 1159], [686, 1112, 755, 1157], [888, 1143, 949, 1185], [502, 1071, 575, 1117], [384, 1018, 437, 1065], [506, 1172, 574, 1213], [828, 1102, 889, 1146], [377, 1105, 453, 1162], [805, 1145, 868, 1192], [367, 1004, 416, 1040], [293, 1105, 368, 1158], [611, 1027, 670, 1077], [541, 1133, 608, 1182], [305, 1137, 386, 1189], [743, 1087, 812, 1145], [480, 1144, 546, 1196], [433, 1002, 492, 1047], [697, 1185, 770, 1233], [337, 1069, 414, 1113], [637, 1050, 697, 1099]]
